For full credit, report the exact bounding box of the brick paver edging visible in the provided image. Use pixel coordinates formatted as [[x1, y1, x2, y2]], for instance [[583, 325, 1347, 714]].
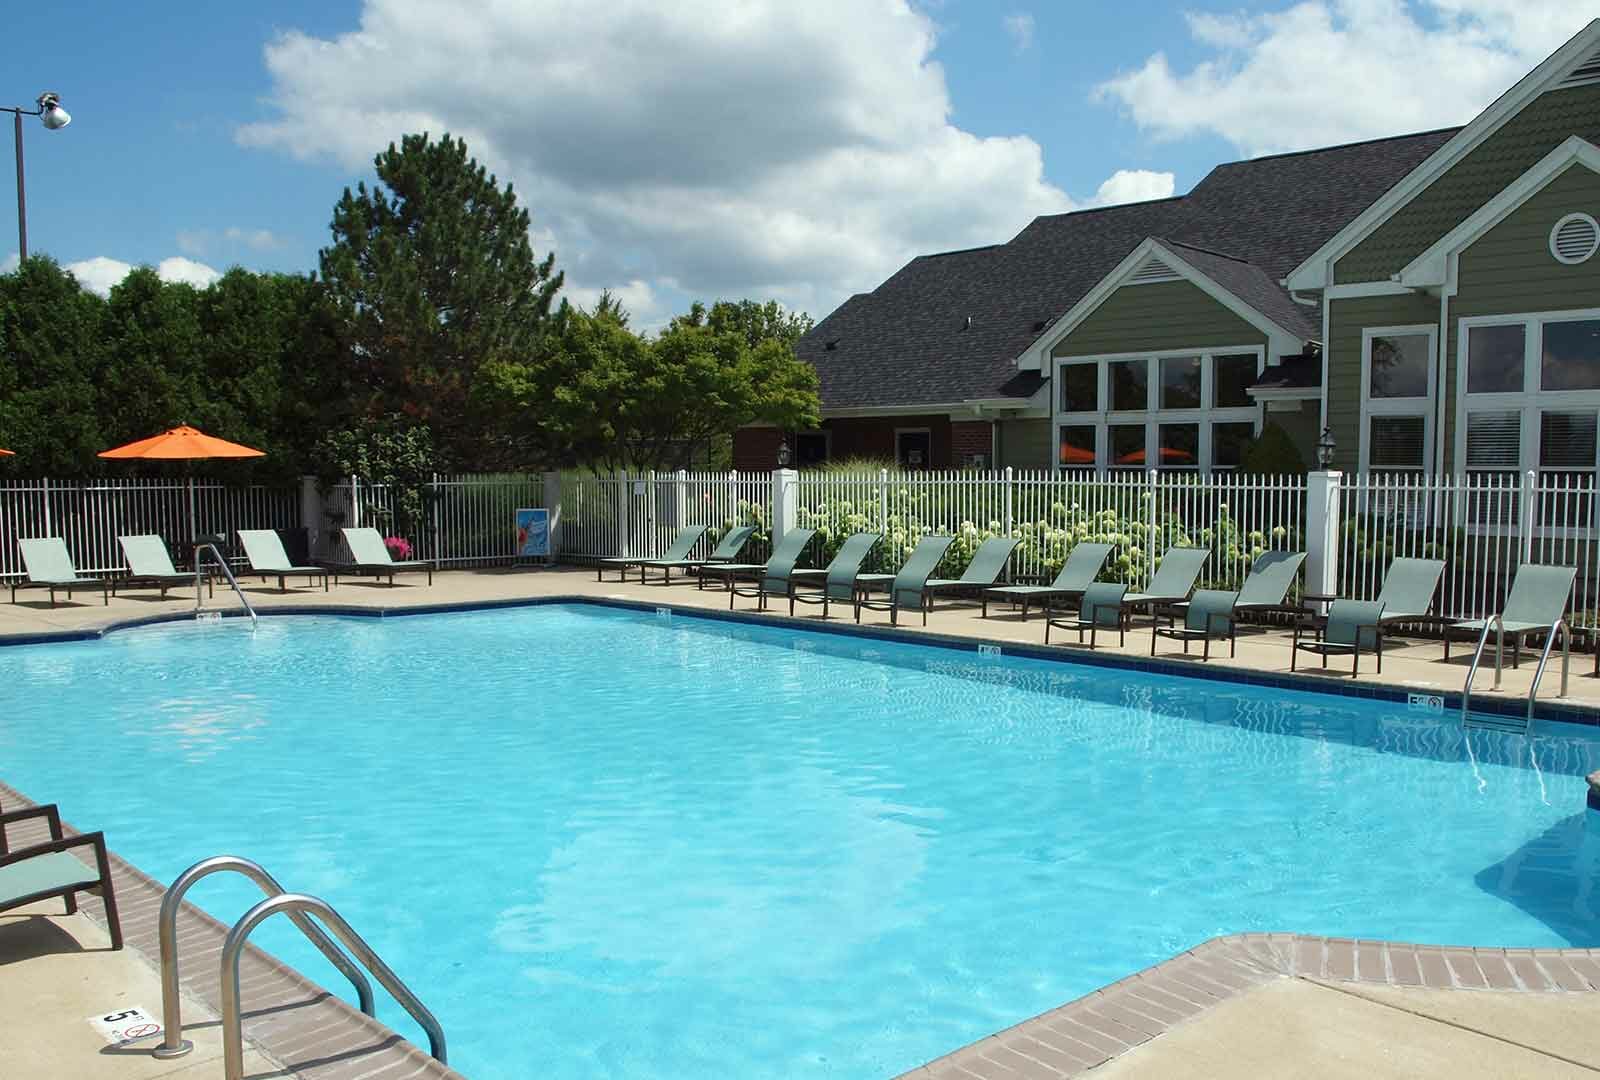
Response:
[[0, 779, 465, 1080], [898, 933, 1600, 1079]]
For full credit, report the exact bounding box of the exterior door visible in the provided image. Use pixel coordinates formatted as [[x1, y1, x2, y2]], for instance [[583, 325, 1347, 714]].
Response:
[[896, 429, 932, 470]]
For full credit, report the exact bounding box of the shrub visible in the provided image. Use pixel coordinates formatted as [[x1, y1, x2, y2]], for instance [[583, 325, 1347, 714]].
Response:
[[1239, 422, 1308, 476]]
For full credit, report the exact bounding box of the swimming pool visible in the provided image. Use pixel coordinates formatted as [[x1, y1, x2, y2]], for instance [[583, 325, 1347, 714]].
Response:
[[4, 602, 1599, 1079]]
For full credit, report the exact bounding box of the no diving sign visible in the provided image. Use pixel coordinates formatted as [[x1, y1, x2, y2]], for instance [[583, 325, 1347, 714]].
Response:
[[87, 1005, 162, 1046]]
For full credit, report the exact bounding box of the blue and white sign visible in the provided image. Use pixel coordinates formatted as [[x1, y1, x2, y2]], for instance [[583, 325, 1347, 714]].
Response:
[[516, 508, 549, 558]]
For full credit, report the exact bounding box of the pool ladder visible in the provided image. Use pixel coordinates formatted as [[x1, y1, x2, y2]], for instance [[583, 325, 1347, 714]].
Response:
[[152, 855, 446, 1079], [193, 541, 256, 630], [1459, 614, 1571, 734]]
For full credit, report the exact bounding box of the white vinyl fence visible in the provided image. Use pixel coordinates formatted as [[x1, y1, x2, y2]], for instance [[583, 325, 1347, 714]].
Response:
[[0, 478, 300, 579], [1340, 470, 1597, 633], [556, 470, 772, 560], [321, 473, 547, 567]]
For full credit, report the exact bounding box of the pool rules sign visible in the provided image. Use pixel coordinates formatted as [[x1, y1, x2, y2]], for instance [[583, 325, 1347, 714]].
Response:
[[516, 507, 550, 564], [88, 1005, 162, 1045]]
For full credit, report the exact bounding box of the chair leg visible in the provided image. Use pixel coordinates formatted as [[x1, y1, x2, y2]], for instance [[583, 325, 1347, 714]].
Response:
[[1352, 644, 1361, 678], [1291, 646, 1298, 672], [1203, 636, 1211, 661], [1230, 629, 1237, 659]]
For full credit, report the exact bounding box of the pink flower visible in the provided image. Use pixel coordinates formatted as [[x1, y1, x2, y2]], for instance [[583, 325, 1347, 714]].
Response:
[[384, 536, 412, 560]]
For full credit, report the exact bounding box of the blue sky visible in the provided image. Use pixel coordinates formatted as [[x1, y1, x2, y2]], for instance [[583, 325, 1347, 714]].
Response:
[[1, 2, 1589, 325]]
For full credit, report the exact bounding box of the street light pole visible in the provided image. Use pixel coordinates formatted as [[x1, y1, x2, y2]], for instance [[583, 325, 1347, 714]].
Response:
[[3, 92, 71, 263]]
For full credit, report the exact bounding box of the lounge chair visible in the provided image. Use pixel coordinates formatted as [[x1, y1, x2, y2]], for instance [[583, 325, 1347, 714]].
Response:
[[0, 799, 122, 950], [727, 527, 818, 611], [1292, 599, 1386, 676], [594, 526, 708, 583], [1151, 589, 1239, 660], [1190, 550, 1304, 622], [113, 534, 199, 598], [1120, 547, 1211, 622], [1370, 557, 1447, 627], [789, 532, 882, 619], [1044, 582, 1128, 649], [1447, 563, 1578, 670], [237, 529, 329, 592], [981, 541, 1114, 621], [333, 526, 434, 586], [641, 525, 757, 585], [10, 538, 108, 607], [855, 534, 956, 625], [921, 537, 1019, 611]]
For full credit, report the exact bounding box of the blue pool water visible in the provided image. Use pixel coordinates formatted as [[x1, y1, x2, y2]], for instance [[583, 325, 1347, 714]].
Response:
[[4, 603, 1600, 1078]]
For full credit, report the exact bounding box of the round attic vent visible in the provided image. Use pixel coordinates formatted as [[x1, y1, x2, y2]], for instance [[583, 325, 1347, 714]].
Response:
[[1549, 212, 1600, 265]]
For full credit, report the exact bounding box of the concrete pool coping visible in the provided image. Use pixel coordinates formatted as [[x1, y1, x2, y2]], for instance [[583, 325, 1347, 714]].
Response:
[[5, 567, 1600, 1076]]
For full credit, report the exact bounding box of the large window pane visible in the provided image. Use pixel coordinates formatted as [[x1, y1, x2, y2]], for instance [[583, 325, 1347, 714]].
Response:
[[1212, 421, 1255, 469], [1369, 416, 1425, 470], [1540, 411, 1598, 469], [1541, 319, 1600, 391], [1465, 410, 1520, 469], [1058, 425, 1096, 468], [1159, 355, 1201, 409], [1214, 353, 1257, 408], [1368, 333, 1431, 398], [1467, 323, 1525, 394], [1059, 363, 1098, 413], [1109, 359, 1148, 411], [1110, 423, 1145, 467], [1156, 423, 1199, 469]]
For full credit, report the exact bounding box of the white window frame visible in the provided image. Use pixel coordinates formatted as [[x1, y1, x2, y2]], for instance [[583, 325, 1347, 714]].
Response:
[[1359, 325, 1438, 474], [1052, 346, 1265, 474]]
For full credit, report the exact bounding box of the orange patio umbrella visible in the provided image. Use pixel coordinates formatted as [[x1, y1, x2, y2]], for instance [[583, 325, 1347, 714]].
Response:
[[0, 448, 13, 456], [99, 425, 265, 549], [1116, 446, 1195, 465]]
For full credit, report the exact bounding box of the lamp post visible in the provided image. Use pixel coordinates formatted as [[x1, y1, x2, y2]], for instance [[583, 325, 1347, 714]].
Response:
[[776, 437, 792, 468], [3, 92, 71, 262], [1316, 427, 1336, 469]]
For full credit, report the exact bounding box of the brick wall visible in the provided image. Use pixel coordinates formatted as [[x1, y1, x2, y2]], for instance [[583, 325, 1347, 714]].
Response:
[[950, 421, 994, 467], [733, 427, 785, 471]]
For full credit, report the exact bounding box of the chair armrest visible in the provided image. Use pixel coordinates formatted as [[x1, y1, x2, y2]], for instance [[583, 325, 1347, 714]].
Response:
[[0, 829, 105, 870], [0, 804, 63, 854]]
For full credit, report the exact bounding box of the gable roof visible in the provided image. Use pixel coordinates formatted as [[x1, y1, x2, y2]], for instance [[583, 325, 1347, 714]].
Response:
[[1284, 18, 1600, 290], [800, 127, 1455, 411]]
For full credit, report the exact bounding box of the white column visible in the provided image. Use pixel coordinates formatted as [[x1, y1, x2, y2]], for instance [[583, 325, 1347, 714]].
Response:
[[615, 475, 630, 558], [298, 476, 322, 559], [1306, 469, 1341, 609], [771, 467, 799, 543], [674, 468, 689, 529], [542, 471, 562, 561]]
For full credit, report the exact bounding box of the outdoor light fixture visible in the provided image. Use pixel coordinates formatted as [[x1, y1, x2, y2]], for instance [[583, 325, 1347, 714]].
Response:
[[1316, 427, 1336, 469], [3, 90, 72, 261], [776, 438, 792, 467]]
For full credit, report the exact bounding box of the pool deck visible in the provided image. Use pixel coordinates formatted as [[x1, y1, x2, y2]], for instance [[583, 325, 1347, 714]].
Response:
[[4, 564, 1600, 1078]]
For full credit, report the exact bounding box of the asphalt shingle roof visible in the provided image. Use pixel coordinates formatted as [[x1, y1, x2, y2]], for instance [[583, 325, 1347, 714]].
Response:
[[800, 127, 1458, 410]]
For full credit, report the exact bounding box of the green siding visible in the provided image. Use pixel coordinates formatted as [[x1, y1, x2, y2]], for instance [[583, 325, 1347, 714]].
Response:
[[1335, 83, 1600, 284], [1326, 293, 1438, 471], [1052, 280, 1266, 358], [1444, 162, 1600, 469]]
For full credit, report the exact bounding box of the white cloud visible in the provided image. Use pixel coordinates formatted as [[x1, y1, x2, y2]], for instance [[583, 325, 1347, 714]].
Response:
[[562, 278, 669, 329], [1002, 12, 1035, 53], [236, 1, 1156, 321], [177, 227, 284, 257], [1088, 168, 1176, 206], [1096, 0, 1593, 157], [224, 227, 284, 251], [65, 255, 222, 296], [0, 252, 18, 274]]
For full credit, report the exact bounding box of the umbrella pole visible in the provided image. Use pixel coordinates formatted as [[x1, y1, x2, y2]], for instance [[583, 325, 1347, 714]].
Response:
[[190, 475, 200, 615]]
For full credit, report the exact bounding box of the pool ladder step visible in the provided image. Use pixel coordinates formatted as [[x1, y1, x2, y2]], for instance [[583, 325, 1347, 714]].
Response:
[[152, 855, 446, 1078], [1462, 712, 1532, 735], [1459, 613, 1571, 734]]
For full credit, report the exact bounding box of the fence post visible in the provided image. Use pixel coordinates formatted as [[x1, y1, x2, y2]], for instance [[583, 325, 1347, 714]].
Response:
[[1306, 469, 1342, 609], [41, 476, 51, 535], [299, 476, 322, 559], [615, 474, 630, 558], [1520, 469, 1536, 567], [728, 470, 738, 527], [674, 469, 689, 530], [878, 468, 888, 532], [430, 472, 442, 564], [771, 467, 798, 543], [1146, 468, 1158, 591], [543, 471, 562, 561], [1003, 466, 1014, 582]]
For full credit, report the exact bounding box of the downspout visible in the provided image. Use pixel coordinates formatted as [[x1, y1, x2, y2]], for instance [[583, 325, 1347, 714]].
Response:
[[1318, 265, 1331, 447]]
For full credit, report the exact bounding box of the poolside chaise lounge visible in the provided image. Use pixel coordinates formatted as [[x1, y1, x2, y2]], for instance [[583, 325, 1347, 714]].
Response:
[[0, 799, 122, 951], [640, 525, 757, 585], [1177, 549, 1305, 623], [1151, 589, 1240, 660], [1118, 547, 1211, 623], [10, 538, 108, 608], [1044, 582, 1128, 649], [113, 534, 199, 598], [1292, 599, 1387, 676], [854, 534, 956, 626], [921, 537, 1019, 612], [789, 532, 883, 619], [333, 526, 435, 586], [594, 526, 708, 583], [237, 529, 329, 592], [1369, 557, 1447, 627], [727, 527, 817, 611], [980, 541, 1114, 621], [1447, 563, 1578, 672]]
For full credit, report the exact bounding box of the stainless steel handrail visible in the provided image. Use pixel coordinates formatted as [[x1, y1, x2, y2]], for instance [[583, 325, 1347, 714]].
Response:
[[152, 855, 375, 1060], [1525, 617, 1571, 723], [221, 893, 446, 1080], [195, 541, 256, 629], [1460, 615, 1505, 722]]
